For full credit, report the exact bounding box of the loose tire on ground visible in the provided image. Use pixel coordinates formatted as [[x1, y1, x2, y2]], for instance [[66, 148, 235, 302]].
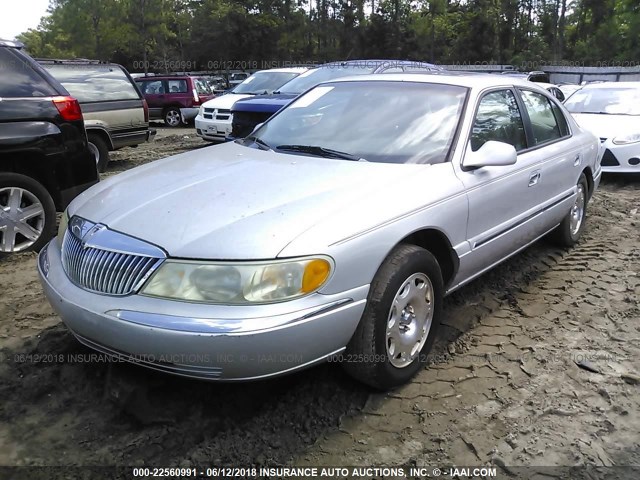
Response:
[[0, 172, 56, 256], [343, 244, 444, 390], [87, 133, 110, 173], [550, 173, 589, 247]]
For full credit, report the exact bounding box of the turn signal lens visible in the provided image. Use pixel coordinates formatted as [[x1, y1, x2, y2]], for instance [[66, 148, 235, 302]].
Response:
[[302, 259, 331, 293]]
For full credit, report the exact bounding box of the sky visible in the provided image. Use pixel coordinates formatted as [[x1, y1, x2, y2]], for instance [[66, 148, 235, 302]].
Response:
[[0, 0, 50, 40]]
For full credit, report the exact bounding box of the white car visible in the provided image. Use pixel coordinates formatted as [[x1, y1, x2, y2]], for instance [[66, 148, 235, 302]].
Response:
[[558, 83, 582, 99], [564, 81, 640, 173], [536, 82, 566, 102], [195, 68, 307, 142]]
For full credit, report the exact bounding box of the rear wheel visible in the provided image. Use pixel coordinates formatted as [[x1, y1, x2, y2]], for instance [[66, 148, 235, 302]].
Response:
[[0, 173, 56, 255], [164, 108, 183, 128], [343, 244, 443, 389], [87, 133, 110, 173], [550, 173, 589, 247]]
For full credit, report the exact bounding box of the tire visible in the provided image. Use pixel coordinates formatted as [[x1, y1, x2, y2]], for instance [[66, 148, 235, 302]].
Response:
[[0, 173, 56, 255], [550, 173, 589, 247], [164, 108, 183, 128], [343, 244, 443, 390], [87, 133, 110, 173]]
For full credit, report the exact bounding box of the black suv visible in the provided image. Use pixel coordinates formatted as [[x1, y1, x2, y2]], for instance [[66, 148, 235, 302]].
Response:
[[0, 40, 99, 255]]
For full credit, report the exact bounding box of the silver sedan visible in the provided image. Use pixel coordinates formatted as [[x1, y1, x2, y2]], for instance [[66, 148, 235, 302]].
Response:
[[38, 74, 601, 389]]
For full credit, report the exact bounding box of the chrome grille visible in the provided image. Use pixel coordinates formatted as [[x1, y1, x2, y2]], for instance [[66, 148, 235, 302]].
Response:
[[61, 227, 164, 296]]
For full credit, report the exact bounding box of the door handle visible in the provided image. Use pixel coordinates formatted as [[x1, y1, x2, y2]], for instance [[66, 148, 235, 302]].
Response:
[[574, 153, 582, 166], [529, 171, 541, 187]]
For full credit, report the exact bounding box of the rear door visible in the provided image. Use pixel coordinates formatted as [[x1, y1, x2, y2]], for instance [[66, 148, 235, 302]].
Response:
[[516, 88, 581, 227], [454, 88, 553, 282], [137, 79, 166, 118], [165, 78, 192, 108]]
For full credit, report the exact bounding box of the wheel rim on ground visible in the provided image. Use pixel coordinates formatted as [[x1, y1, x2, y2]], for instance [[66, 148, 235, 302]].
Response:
[[570, 183, 586, 236], [165, 110, 181, 127], [386, 272, 434, 368], [0, 187, 46, 252]]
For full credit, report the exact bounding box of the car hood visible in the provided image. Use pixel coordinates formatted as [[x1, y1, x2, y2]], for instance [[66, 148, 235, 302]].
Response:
[[571, 113, 640, 139], [201, 93, 254, 109], [68, 142, 431, 259], [232, 94, 298, 113]]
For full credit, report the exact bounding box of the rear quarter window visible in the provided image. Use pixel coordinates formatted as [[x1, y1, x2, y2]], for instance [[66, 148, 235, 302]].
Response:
[[0, 49, 57, 97], [42, 64, 140, 103], [167, 79, 188, 93]]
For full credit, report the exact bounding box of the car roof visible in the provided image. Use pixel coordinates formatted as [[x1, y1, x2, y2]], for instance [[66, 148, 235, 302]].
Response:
[[0, 38, 24, 48], [136, 74, 209, 79], [254, 67, 309, 73], [578, 81, 640, 90], [322, 72, 550, 90], [317, 59, 442, 70], [37, 58, 124, 68], [535, 82, 559, 89]]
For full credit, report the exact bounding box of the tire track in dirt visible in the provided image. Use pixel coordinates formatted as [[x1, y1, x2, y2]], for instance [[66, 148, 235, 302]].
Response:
[[293, 175, 640, 473]]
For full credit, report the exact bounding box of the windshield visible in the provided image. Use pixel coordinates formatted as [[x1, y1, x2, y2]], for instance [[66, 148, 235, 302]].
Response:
[[277, 64, 379, 95], [250, 80, 467, 164], [564, 86, 640, 115], [194, 78, 213, 95], [232, 71, 301, 95]]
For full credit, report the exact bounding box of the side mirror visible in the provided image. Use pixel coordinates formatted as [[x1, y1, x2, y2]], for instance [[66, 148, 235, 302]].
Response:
[[463, 140, 517, 169]]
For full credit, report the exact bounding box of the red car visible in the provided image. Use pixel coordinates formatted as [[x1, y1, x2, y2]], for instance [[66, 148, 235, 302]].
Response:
[[135, 75, 216, 127]]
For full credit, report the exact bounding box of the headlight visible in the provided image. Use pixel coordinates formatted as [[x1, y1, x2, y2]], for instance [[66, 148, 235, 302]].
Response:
[[198, 105, 204, 117], [612, 133, 640, 145], [140, 257, 332, 304], [56, 209, 69, 248]]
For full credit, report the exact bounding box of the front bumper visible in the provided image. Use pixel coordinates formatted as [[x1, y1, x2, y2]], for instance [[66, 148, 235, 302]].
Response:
[[37, 240, 368, 381], [195, 115, 230, 141], [600, 141, 640, 173]]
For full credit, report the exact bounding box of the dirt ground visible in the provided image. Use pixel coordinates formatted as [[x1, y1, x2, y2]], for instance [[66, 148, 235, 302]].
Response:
[[0, 129, 638, 479]]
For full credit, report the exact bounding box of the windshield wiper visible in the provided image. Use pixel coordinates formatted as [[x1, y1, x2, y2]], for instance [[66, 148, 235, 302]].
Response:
[[275, 144, 365, 161], [578, 111, 633, 115], [242, 136, 272, 151]]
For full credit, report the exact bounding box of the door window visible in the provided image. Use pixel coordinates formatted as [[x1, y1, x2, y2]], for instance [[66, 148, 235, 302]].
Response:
[[138, 80, 164, 95], [471, 90, 526, 152], [520, 90, 565, 145], [167, 79, 188, 93]]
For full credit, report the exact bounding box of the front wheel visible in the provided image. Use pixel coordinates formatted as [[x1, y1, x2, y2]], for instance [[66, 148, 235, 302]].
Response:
[[0, 173, 56, 255], [164, 108, 183, 128], [550, 173, 589, 247], [343, 244, 443, 389]]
